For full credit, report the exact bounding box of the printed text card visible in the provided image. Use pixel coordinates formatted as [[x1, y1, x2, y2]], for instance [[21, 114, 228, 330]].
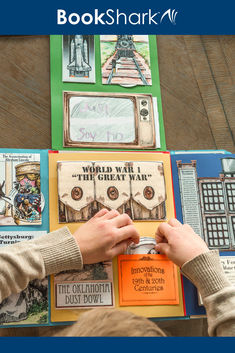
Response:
[[118, 254, 179, 306]]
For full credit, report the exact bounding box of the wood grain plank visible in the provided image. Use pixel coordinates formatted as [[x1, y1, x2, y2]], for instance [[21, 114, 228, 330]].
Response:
[[157, 35, 216, 150], [219, 36, 235, 82], [201, 36, 235, 144], [184, 35, 235, 152], [161, 87, 216, 150], [157, 35, 207, 117], [0, 36, 51, 149], [0, 325, 65, 337]]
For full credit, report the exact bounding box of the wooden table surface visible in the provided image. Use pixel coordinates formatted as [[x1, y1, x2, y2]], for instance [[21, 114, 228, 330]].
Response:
[[0, 35, 234, 153], [0, 35, 234, 336]]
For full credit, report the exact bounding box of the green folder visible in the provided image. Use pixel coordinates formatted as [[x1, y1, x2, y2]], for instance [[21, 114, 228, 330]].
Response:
[[50, 35, 166, 151]]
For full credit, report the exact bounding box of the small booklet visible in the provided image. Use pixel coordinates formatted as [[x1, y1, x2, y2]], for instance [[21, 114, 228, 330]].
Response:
[[0, 148, 49, 328], [118, 254, 179, 306]]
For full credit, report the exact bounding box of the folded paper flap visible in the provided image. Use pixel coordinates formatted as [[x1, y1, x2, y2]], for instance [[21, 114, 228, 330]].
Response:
[[131, 161, 166, 209], [57, 161, 95, 211], [57, 160, 166, 212], [95, 161, 131, 209]]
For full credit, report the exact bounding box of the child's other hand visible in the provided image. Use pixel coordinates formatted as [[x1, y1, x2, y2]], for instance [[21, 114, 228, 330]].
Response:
[[155, 218, 209, 267], [74, 209, 140, 264]]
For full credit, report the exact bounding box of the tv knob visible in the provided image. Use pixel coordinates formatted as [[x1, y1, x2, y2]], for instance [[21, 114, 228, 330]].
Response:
[[140, 108, 149, 116], [141, 100, 148, 106]]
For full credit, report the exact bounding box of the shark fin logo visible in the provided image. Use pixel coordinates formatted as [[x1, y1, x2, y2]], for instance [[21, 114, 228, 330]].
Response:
[[160, 9, 178, 25]]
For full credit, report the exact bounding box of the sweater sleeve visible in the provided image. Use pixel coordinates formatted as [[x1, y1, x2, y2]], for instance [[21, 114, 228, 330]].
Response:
[[0, 227, 83, 303], [181, 250, 235, 336]]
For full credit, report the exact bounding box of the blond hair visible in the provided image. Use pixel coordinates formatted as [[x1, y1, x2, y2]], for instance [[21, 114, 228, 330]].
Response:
[[55, 308, 166, 337]]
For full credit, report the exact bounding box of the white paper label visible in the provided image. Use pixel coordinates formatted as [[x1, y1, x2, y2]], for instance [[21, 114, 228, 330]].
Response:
[[220, 256, 235, 285], [0, 231, 47, 246], [56, 281, 113, 308]]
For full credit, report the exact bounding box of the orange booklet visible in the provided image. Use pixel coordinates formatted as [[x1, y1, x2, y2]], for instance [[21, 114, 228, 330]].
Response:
[[118, 254, 179, 306]]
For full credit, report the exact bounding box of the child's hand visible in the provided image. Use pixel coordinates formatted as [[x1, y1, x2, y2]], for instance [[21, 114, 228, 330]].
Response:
[[74, 209, 140, 264], [155, 218, 209, 267]]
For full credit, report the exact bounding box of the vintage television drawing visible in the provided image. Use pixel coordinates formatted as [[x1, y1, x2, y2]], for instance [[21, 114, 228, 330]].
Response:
[[62, 35, 95, 83], [63, 91, 159, 149], [57, 161, 166, 222], [177, 158, 235, 250]]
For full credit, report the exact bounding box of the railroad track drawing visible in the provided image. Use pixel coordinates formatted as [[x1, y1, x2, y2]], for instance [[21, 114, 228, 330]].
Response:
[[101, 35, 152, 86]]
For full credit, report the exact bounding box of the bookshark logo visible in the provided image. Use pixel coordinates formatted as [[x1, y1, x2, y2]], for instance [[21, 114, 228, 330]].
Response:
[[160, 9, 178, 25], [57, 8, 179, 26]]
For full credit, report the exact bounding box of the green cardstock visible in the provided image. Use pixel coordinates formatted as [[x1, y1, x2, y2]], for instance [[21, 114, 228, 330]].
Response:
[[50, 35, 166, 151]]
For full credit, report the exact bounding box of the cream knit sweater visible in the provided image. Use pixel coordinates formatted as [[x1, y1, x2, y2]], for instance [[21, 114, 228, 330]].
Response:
[[0, 227, 234, 336]]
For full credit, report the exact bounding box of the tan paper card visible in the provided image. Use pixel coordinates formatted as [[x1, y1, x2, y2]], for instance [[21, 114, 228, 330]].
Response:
[[57, 160, 166, 222]]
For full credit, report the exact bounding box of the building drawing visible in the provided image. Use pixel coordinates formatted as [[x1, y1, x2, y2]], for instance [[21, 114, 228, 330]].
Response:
[[177, 158, 235, 250]]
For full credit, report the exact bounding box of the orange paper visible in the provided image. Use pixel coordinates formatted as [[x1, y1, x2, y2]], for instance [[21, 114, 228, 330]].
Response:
[[118, 254, 179, 306]]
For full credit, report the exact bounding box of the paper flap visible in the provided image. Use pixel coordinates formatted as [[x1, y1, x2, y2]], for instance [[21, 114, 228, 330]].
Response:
[[57, 161, 95, 211], [95, 161, 130, 209], [131, 162, 166, 210]]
